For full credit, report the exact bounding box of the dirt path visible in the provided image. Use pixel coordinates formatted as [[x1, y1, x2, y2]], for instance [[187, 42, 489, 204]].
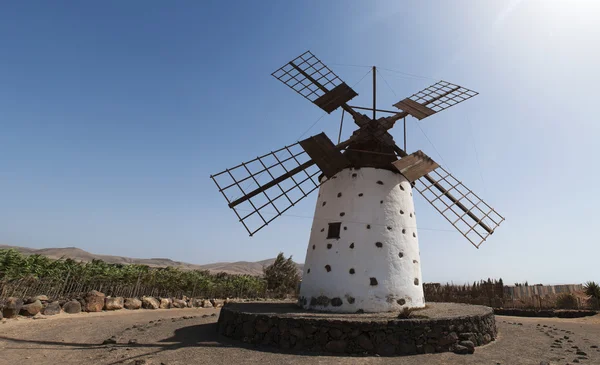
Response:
[[1, 309, 600, 365]]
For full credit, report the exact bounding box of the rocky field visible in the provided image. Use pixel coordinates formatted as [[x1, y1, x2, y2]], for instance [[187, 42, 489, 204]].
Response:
[[1, 306, 600, 364]]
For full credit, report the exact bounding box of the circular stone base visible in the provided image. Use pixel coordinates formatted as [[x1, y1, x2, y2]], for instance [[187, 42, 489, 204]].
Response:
[[217, 301, 497, 356]]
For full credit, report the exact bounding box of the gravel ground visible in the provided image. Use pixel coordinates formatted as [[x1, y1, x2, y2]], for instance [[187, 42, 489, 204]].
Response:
[[1, 308, 600, 365]]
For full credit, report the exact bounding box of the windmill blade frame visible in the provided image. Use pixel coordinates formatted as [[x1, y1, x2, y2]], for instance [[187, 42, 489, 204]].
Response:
[[272, 51, 358, 114], [393, 80, 478, 120], [390, 147, 504, 248], [413, 166, 504, 248], [211, 140, 322, 236], [210, 134, 356, 236]]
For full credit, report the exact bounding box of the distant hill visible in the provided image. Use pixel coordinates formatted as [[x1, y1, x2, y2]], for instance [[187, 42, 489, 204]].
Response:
[[0, 245, 304, 276]]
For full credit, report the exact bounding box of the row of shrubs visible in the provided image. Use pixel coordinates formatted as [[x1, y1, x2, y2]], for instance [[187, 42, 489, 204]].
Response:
[[1, 250, 301, 300], [424, 280, 600, 310], [0, 289, 234, 319]]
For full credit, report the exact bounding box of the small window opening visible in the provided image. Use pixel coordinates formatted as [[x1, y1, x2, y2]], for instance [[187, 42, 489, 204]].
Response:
[[327, 222, 342, 239]]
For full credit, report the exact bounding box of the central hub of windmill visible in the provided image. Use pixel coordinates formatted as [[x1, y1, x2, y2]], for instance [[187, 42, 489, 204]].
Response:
[[211, 51, 505, 314]]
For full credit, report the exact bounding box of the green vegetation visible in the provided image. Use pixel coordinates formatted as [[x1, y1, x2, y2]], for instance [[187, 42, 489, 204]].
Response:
[[263, 252, 300, 297], [0, 249, 267, 299], [555, 293, 578, 309], [584, 281, 600, 309], [424, 279, 505, 307]]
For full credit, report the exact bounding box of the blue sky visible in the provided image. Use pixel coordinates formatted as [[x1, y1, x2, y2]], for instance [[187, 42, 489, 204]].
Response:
[[1, 1, 599, 285]]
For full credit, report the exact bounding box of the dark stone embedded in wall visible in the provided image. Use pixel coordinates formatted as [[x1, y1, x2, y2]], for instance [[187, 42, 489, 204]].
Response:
[[316, 296, 330, 306], [337, 192, 342, 197], [218, 303, 497, 356], [397, 298, 406, 305], [413, 233, 417, 238], [367, 225, 371, 229], [327, 244, 332, 249], [402, 229, 406, 234], [344, 226, 347, 230], [325, 265, 331, 272], [352, 173, 357, 178], [414, 278, 419, 285], [380, 200, 383, 204], [398, 252, 404, 258], [340, 212, 345, 216], [387, 226, 392, 230], [349, 268, 355, 274], [370, 277, 378, 286], [321, 228, 324, 232], [349, 243, 355, 249], [376, 181, 384, 185], [358, 193, 363, 197], [307, 269, 311, 274], [322, 201, 327, 206], [312, 245, 315, 250], [375, 242, 383, 248]]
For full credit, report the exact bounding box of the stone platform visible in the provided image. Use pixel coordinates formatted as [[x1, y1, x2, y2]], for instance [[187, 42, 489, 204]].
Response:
[[217, 301, 497, 356]]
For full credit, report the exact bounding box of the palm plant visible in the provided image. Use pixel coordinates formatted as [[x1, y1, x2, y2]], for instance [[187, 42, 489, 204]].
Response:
[[583, 281, 600, 309]]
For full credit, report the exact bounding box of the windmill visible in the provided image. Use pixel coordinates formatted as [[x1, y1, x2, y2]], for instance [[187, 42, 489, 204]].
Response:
[[210, 51, 504, 313]]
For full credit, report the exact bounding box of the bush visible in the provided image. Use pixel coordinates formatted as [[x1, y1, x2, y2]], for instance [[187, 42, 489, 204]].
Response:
[[555, 293, 578, 309], [263, 253, 299, 298]]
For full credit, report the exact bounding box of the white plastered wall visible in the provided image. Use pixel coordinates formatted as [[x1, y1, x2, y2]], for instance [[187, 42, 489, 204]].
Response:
[[298, 167, 425, 313]]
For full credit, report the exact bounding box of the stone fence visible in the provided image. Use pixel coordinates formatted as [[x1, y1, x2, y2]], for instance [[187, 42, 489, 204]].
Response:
[[0, 290, 230, 319]]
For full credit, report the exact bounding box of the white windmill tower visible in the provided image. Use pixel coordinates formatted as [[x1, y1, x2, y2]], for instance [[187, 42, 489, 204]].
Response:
[[211, 51, 504, 313]]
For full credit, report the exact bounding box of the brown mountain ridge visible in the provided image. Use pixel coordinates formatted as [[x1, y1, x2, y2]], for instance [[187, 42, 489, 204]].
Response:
[[0, 245, 303, 276]]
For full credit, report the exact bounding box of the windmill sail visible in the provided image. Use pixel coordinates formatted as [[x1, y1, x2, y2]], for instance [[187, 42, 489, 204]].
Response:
[[413, 166, 504, 248], [211, 133, 356, 236], [272, 51, 358, 113], [211, 140, 323, 236], [393, 81, 478, 120]]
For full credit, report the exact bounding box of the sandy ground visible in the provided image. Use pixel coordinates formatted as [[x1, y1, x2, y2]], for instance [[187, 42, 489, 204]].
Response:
[[1, 308, 600, 365]]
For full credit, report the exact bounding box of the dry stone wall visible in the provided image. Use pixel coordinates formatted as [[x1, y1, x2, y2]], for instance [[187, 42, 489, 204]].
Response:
[[0, 291, 230, 319], [217, 304, 497, 356]]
